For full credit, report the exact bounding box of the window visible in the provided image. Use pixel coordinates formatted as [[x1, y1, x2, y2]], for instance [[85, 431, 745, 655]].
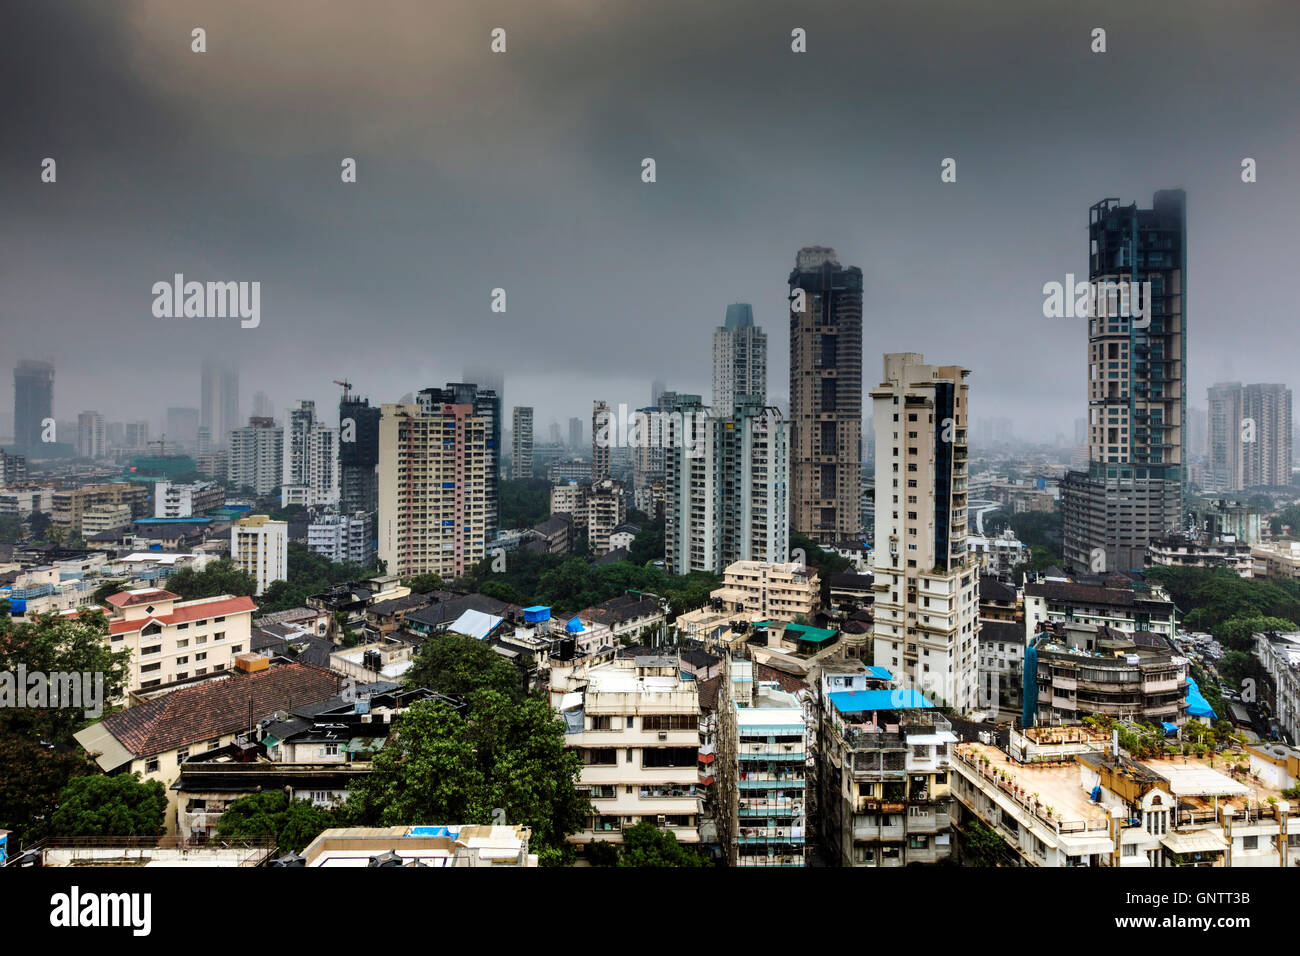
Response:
[[177, 623, 189, 630], [142, 644, 162, 656], [177, 748, 189, 764], [195, 652, 207, 662], [642, 715, 698, 731], [145, 758, 159, 773], [321, 743, 339, 757], [176, 656, 188, 665], [176, 638, 188, 649], [582, 748, 617, 766], [141, 662, 161, 673]]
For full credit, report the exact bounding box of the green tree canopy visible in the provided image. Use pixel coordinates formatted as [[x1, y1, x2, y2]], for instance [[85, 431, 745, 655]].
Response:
[[345, 692, 589, 865], [49, 773, 167, 838], [404, 632, 524, 702], [216, 791, 337, 853], [402, 573, 445, 594], [616, 821, 707, 867], [165, 558, 258, 602], [0, 737, 92, 846]]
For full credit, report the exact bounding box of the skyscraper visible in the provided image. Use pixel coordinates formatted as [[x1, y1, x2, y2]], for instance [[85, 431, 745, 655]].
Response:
[[712, 303, 767, 418], [339, 390, 381, 516], [13, 359, 54, 453], [1206, 382, 1292, 491], [418, 383, 500, 542], [1062, 191, 1186, 573], [788, 246, 863, 544], [512, 406, 534, 479], [252, 391, 274, 419], [568, 416, 583, 451], [592, 401, 611, 481], [282, 400, 340, 508], [165, 406, 200, 447], [201, 358, 239, 448], [663, 395, 790, 574], [868, 353, 977, 711], [378, 400, 488, 581]]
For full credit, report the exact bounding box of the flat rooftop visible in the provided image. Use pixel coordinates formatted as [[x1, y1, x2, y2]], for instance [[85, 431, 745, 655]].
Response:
[[960, 742, 1111, 829]]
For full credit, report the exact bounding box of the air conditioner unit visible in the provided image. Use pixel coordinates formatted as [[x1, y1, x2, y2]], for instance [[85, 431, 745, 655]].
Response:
[[658, 732, 668, 740], [657, 815, 667, 827]]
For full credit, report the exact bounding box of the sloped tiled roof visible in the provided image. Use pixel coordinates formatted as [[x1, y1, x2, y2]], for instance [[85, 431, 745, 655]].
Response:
[[94, 663, 341, 759], [108, 595, 257, 635], [106, 588, 181, 608]]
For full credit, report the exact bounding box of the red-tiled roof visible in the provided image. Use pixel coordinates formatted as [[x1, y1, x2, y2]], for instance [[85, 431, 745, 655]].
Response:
[[95, 663, 341, 758], [105, 589, 181, 608], [754, 663, 808, 696], [108, 595, 257, 635]]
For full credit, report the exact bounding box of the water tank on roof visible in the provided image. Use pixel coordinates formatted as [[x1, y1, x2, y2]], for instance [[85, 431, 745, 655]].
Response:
[[524, 606, 551, 624]]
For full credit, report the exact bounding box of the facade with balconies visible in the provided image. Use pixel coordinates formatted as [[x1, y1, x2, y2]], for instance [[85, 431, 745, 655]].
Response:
[[556, 655, 702, 849], [816, 686, 957, 866]]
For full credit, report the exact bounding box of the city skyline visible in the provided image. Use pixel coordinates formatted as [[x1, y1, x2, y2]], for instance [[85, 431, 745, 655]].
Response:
[[4, 1, 1299, 440]]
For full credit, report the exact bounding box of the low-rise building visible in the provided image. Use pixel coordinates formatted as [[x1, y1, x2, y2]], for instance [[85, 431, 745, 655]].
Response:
[[555, 655, 703, 849], [1023, 577, 1178, 646], [300, 825, 538, 867], [154, 480, 225, 518], [1251, 541, 1300, 582], [1256, 630, 1300, 744], [102, 587, 258, 693], [1148, 533, 1254, 577]]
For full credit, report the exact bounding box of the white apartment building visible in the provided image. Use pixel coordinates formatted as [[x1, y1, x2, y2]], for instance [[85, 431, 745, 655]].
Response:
[[307, 510, 373, 565], [76, 411, 107, 459], [549, 479, 627, 555], [711, 560, 820, 623], [377, 401, 488, 581], [101, 587, 257, 694], [869, 353, 979, 712], [0, 487, 53, 517], [712, 303, 767, 418], [154, 480, 224, 518], [227, 417, 283, 495], [81, 503, 133, 537], [282, 400, 340, 508], [967, 528, 1029, 576], [231, 515, 288, 595], [554, 656, 703, 848], [664, 397, 790, 574], [1257, 630, 1300, 744]]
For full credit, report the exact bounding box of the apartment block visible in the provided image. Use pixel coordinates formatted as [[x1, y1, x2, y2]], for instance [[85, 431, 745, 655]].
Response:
[[716, 658, 807, 866], [231, 515, 289, 595], [418, 383, 500, 542], [154, 480, 224, 518], [817, 685, 957, 866], [282, 400, 340, 508], [555, 656, 703, 848], [549, 478, 627, 555], [227, 417, 284, 496], [1022, 578, 1177, 645], [712, 303, 767, 418], [51, 482, 149, 534], [377, 401, 488, 581], [307, 510, 373, 565], [1207, 382, 1293, 491], [869, 353, 979, 711], [710, 560, 820, 623], [99, 587, 257, 694], [339, 390, 381, 516], [592, 401, 611, 481], [512, 406, 534, 479], [1256, 630, 1300, 745]]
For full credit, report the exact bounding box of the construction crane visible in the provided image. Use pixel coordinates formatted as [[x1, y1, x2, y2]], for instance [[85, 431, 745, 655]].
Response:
[[333, 379, 353, 401], [148, 436, 167, 456]]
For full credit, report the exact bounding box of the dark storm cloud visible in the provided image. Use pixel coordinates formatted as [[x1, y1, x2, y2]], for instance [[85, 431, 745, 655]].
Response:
[[3, 0, 1298, 442]]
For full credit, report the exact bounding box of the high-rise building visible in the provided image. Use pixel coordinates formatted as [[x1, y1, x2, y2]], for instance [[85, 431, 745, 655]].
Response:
[[307, 510, 374, 565], [227, 416, 284, 495], [1062, 191, 1186, 573], [339, 390, 381, 516], [1206, 382, 1292, 491], [568, 417, 582, 451], [788, 247, 863, 544], [869, 353, 978, 712], [712, 303, 767, 418], [664, 395, 790, 574], [592, 401, 611, 481], [378, 400, 488, 581], [512, 406, 534, 479], [200, 358, 239, 450], [165, 406, 200, 448], [76, 411, 107, 459], [13, 359, 54, 454], [124, 421, 149, 451], [252, 390, 273, 419], [231, 515, 288, 595], [282, 400, 339, 508], [418, 383, 500, 542]]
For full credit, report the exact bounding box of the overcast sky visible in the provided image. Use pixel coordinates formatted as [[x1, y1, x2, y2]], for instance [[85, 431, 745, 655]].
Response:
[[4, 0, 1299, 443]]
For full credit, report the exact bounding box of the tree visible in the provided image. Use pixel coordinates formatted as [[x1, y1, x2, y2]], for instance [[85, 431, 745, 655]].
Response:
[[216, 791, 336, 853], [49, 774, 167, 838], [165, 559, 257, 602], [402, 573, 445, 594], [405, 632, 524, 702], [498, 478, 553, 528], [0, 608, 131, 746], [0, 514, 24, 544], [0, 737, 92, 846], [617, 821, 707, 867], [958, 819, 1015, 866], [27, 510, 52, 540], [345, 692, 589, 865]]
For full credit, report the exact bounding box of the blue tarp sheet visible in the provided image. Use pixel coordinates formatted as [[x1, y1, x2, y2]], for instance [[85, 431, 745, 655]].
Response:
[[1185, 676, 1217, 719]]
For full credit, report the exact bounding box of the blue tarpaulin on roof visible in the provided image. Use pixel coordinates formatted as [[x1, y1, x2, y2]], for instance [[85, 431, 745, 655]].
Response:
[[828, 688, 935, 713], [1185, 676, 1217, 719], [1162, 722, 1179, 734], [864, 666, 892, 680]]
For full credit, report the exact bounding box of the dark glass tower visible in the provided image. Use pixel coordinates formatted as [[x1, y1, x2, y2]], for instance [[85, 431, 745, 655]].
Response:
[[788, 247, 863, 545], [340, 391, 381, 516], [13, 359, 54, 454], [1063, 190, 1186, 572]]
